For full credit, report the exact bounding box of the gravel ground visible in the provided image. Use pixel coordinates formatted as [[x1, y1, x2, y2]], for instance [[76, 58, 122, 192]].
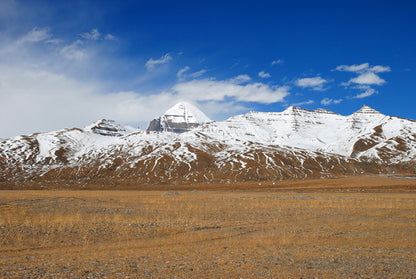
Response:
[[1, 189, 416, 278]]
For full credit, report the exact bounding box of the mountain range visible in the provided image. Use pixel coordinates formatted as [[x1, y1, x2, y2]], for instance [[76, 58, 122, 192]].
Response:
[[1, 102, 415, 188]]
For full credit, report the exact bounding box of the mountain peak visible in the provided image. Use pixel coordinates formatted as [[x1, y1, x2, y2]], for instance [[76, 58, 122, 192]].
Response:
[[147, 102, 211, 133], [283, 105, 300, 111], [282, 106, 311, 115], [86, 119, 126, 137], [353, 105, 382, 115], [282, 106, 296, 113], [164, 102, 211, 124]]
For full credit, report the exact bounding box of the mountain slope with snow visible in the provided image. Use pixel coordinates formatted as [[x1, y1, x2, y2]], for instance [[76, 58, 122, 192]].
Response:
[[196, 105, 416, 163], [0, 104, 414, 188]]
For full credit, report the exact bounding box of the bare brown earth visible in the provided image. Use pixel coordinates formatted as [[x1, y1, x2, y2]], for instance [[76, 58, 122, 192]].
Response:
[[1, 176, 416, 278]]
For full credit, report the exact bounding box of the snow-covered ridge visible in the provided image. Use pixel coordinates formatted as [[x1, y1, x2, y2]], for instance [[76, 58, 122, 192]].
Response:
[[0, 104, 415, 185]]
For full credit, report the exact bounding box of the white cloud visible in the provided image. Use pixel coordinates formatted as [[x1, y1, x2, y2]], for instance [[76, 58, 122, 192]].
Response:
[[291, 100, 314, 107], [353, 87, 377, 99], [348, 72, 386, 85], [189, 69, 207, 78], [59, 40, 87, 61], [295, 76, 327, 90], [370, 65, 391, 73], [0, 30, 289, 138], [145, 53, 172, 71], [258, 71, 271, 78], [0, 26, 291, 138], [80, 28, 100, 40], [172, 75, 289, 104], [177, 67, 207, 80], [335, 63, 391, 74], [0, 65, 260, 137], [272, 59, 284, 65], [335, 63, 370, 73], [229, 74, 251, 84], [321, 98, 342, 105], [18, 27, 51, 44], [177, 66, 190, 79], [104, 34, 116, 40], [0, 66, 96, 137], [336, 63, 390, 99]]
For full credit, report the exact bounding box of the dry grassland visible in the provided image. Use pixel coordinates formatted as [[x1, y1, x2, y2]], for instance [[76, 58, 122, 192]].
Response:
[[1, 176, 416, 278]]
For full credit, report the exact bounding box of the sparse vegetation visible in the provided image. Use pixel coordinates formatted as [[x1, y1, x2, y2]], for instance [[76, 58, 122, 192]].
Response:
[[1, 176, 416, 278]]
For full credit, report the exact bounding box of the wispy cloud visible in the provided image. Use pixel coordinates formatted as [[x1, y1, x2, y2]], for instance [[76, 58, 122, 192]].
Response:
[[80, 28, 100, 40], [335, 63, 370, 73], [352, 86, 377, 99], [177, 66, 207, 80], [258, 71, 271, 78], [189, 69, 207, 78], [177, 66, 190, 79], [59, 40, 87, 61], [229, 74, 251, 84], [271, 59, 284, 65], [370, 65, 391, 73], [18, 27, 51, 44], [335, 63, 391, 73], [145, 53, 172, 71], [321, 98, 342, 105], [291, 100, 314, 106], [104, 33, 116, 40], [172, 75, 289, 104], [295, 76, 327, 91]]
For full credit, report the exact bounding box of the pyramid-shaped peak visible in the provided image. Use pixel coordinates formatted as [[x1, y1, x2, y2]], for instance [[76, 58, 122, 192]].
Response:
[[354, 105, 382, 115], [164, 102, 211, 124], [147, 102, 211, 133]]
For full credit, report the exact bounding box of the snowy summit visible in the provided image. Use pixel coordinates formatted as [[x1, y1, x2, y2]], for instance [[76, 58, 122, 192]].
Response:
[[147, 102, 211, 133]]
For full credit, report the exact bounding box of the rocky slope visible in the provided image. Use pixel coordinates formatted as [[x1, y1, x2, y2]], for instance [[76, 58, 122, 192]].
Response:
[[0, 104, 415, 188], [86, 119, 127, 137]]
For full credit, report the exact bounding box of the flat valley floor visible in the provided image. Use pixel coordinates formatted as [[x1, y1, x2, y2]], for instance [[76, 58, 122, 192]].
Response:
[[1, 176, 416, 278]]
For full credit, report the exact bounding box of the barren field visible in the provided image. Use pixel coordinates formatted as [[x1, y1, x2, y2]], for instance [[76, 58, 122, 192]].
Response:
[[1, 176, 416, 278]]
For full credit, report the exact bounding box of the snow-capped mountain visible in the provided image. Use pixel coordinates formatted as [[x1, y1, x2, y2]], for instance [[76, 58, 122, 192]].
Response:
[[0, 104, 414, 188], [196, 105, 416, 164], [147, 102, 211, 133]]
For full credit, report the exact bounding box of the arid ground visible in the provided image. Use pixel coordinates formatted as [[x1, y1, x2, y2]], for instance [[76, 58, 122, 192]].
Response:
[[1, 176, 416, 278]]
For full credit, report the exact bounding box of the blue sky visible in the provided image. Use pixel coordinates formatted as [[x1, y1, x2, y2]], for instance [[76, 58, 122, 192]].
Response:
[[1, 0, 415, 138]]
